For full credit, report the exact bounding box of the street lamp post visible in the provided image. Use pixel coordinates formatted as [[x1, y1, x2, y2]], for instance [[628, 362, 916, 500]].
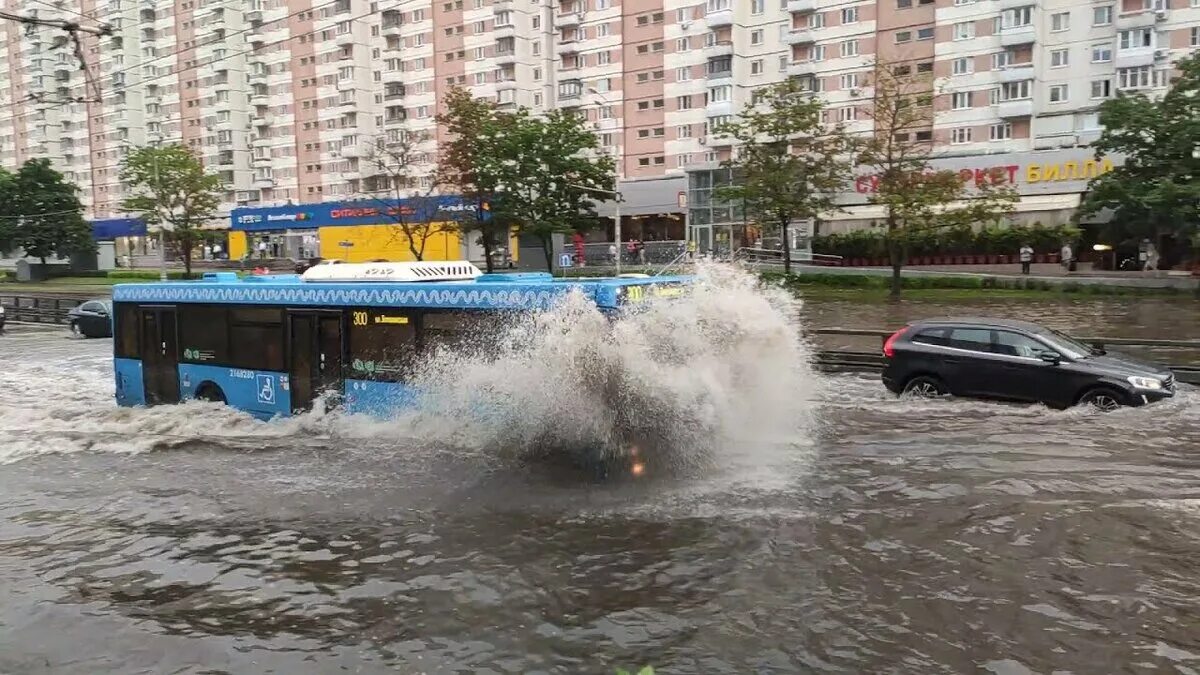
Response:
[[587, 87, 624, 274]]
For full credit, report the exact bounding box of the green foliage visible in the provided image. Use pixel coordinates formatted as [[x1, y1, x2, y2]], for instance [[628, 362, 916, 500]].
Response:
[[759, 269, 1175, 296], [107, 269, 198, 280], [614, 668, 655, 675], [7, 159, 92, 264], [813, 223, 1080, 259], [714, 78, 854, 272], [121, 144, 223, 275], [1079, 52, 1200, 250]]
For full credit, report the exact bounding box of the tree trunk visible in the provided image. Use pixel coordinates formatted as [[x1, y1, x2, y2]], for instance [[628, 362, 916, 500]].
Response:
[[888, 235, 903, 300], [480, 226, 496, 273], [781, 217, 792, 275], [540, 234, 554, 273], [183, 239, 193, 278]]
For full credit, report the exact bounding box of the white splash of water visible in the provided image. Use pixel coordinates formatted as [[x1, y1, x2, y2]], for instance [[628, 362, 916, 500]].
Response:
[[0, 264, 819, 472]]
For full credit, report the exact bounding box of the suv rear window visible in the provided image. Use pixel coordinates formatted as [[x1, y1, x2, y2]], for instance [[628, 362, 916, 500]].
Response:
[[947, 328, 992, 353], [911, 328, 948, 346]]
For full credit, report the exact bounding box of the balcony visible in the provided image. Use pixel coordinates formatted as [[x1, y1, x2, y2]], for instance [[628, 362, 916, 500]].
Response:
[[995, 63, 1034, 83], [997, 0, 1031, 10], [335, 30, 354, 47], [706, 63, 733, 82], [249, 92, 268, 106], [787, 0, 815, 13], [382, 22, 403, 37], [496, 78, 518, 91], [702, 41, 734, 60], [706, 7, 733, 27], [705, 99, 734, 117], [557, 11, 583, 28], [340, 144, 363, 158], [494, 21, 516, 38], [383, 86, 406, 101], [495, 47, 518, 65], [787, 60, 817, 77], [996, 99, 1033, 118], [246, 9, 262, 23], [217, 152, 235, 166], [998, 25, 1035, 47], [250, 113, 273, 126], [1116, 8, 1163, 29], [251, 154, 270, 166], [556, 40, 580, 56], [784, 28, 815, 45], [252, 175, 274, 188], [1114, 47, 1158, 69], [247, 69, 268, 83], [251, 135, 271, 148]]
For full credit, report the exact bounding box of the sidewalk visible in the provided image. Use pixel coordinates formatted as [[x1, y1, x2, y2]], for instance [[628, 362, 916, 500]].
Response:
[[794, 262, 1199, 291]]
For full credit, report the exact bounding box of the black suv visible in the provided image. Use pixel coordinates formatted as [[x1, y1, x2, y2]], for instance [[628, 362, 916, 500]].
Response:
[[882, 318, 1175, 410]]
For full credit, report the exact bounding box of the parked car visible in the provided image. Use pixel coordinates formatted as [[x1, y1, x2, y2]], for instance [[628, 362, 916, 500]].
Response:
[[0, 304, 6, 332], [882, 317, 1176, 411], [67, 299, 113, 338], [294, 257, 344, 274]]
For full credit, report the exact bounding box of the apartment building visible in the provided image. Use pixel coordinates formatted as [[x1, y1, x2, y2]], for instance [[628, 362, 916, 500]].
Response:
[[0, 0, 1196, 248]]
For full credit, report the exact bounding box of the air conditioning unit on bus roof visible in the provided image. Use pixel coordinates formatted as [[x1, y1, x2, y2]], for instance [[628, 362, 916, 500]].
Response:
[[301, 261, 483, 283]]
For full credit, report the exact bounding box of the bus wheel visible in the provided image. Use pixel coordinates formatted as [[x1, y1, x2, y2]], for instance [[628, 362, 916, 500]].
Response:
[[195, 383, 227, 404]]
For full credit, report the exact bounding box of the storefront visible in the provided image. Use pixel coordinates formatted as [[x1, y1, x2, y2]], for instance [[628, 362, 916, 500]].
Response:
[[91, 218, 149, 263], [228, 197, 518, 265]]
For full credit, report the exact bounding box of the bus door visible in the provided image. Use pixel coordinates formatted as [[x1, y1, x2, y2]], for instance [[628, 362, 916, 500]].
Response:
[[288, 311, 344, 412], [139, 306, 180, 405]]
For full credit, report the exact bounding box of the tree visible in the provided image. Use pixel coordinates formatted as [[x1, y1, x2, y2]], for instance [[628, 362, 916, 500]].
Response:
[[120, 144, 223, 277], [437, 87, 512, 272], [359, 129, 449, 261], [714, 78, 854, 274], [860, 61, 1018, 298], [1079, 52, 1200, 262], [477, 107, 615, 271], [10, 159, 92, 266], [0, 167, 16, 254]]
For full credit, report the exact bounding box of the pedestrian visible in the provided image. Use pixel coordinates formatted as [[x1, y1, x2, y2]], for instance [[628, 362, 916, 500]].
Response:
[[635, 239, 645, 266], [258, 239, 268, 260], [607, 242, 617, 266], [1019, 242, 1033, 275], [212, 243, 223, 260], [203, 243, 213, 260], [1060, 242, 1073, 274]]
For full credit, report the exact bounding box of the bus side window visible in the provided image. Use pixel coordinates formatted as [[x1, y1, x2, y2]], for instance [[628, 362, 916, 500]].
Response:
[[421, 311, 503, 357], [178, 306, 230, 364], [348, 309, 416, 382], [229, 307, 284, 372], [114, 304, 139, 358]]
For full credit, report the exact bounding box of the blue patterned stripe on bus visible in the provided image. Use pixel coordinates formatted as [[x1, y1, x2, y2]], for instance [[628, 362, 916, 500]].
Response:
[[112, 284, 573, 309], [114, 358, 145, 407]]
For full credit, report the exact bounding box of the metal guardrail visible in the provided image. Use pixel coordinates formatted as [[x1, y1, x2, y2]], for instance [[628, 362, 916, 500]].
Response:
[[734, 248, 844, 266], [0, 293, 84, 325], [807, 327, 1200, 385]]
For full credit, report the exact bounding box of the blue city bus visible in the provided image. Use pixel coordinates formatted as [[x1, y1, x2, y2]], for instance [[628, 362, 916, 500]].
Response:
[[111, 262, 690, 419]]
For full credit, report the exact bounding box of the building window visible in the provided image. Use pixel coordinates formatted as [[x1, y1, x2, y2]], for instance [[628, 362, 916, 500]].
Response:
[[1050, 49, 1069, 68], [1091, 79, 1111, 98], [953, 22, 974, 40], [952, 57, 972, 75], [841, 7, 858, 23], [1118, 66, 1168, 90], [752, 0, 765, 13], [1051, 12, 1069, 32], [1192, 26, 1200, 47], [677, 95, 693, 109], [751, 29, 763, 44], [598, 51, 611, 64], [917, 62, 933, 73], [952, 91, 972, 109], [1093, 5, 1112, 26], [917, 27, 934, 40], [895, 31, 911, 43], [677, 66, 691, 81], [836, 106, 856, 122], [677, 124, 692, 138], [897, 0, 911, 7], [708, 85, 732, 102], [839, 39, 858, 57], [915, 130, 933, 141], [751, 59, 764, 75], [1001, 7, 1032, 28], [998, 80, 1032, 101], [840, 73, 859, 89], [989, 122, 1012, 141], [1119, 28, 1153, 50], [1048, 84, 1068, 102], [951, 127, 972, 144], [676, 37, 690, 52]]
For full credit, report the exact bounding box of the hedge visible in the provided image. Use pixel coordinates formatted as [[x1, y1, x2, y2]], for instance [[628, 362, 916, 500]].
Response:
[[107, 270, 199, 280], [813, 223, 1081, 261]]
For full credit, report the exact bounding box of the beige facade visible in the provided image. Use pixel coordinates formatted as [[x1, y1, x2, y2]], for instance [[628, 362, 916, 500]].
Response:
[[0, 0, 1196, 221]]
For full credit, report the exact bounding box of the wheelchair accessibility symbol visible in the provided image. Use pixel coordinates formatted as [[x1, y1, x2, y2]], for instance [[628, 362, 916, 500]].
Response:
[[256, 374, 276, 405]]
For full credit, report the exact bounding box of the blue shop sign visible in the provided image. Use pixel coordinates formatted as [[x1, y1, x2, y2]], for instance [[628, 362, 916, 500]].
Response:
[[91, 218, 147, 240], [230, 197, 490, 232]]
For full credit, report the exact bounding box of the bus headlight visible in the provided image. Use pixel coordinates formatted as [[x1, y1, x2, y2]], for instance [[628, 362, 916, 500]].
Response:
[[1127, 376, 1163, 390]]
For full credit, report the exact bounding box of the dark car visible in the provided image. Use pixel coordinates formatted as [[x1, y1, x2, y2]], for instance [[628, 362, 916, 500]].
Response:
[[294, 258, 346, 274], [0, 303, 6, 331], [882, 317, 1175, 411], [67, 299, 113, 338]]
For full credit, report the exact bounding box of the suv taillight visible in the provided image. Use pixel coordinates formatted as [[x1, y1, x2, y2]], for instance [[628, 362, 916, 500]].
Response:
[[882, 327, 908, 358]]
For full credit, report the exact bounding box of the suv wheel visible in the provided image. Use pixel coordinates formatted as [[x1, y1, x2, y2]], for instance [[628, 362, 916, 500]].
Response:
[[69, 321, 81, 336], [902, 376, 946, 399], [1080, 387, 1123, 412]]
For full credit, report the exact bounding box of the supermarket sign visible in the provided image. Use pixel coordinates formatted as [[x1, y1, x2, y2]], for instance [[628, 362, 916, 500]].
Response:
[[853, 152, 1119, 195]]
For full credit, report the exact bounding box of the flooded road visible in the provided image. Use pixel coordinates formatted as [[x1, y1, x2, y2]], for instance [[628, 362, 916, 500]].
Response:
[[2, 307, 1200, 673]]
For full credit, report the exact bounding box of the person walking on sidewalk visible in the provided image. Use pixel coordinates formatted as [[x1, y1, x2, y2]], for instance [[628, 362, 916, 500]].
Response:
[[1060, 242, 1074, 274], [1019, 243, 1034, 275]]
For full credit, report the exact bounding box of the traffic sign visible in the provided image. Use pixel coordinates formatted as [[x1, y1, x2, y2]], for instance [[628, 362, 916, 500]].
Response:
[[559, 253, 573, 268]]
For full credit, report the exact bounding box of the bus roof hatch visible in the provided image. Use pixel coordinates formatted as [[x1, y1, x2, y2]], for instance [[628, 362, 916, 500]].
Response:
[[300, 261, 483, 283]]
